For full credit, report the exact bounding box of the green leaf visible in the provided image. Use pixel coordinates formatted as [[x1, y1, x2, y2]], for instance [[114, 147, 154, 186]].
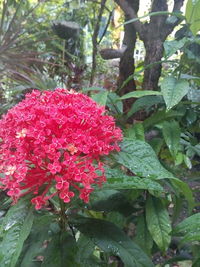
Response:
[[186, 0, 200, 36], [171, 196, 184, 224], [174, 152, 184, 165], [127, 95, 164, 119], [0, 199, 34, 267], [134, 214, 153, 255], [91, 91, 108, 106], [104, 167, 164, 191], [133, 123, 145, 141], [174, 213, 200, 234], [42, 233, 79, 267], [114, 139, 175, 179], [90, 189, 135, 216], [120, 90, 162, 100], [124, 123, 145, 141], [76, 235, 101, 267], [106, 212, 125, 228], [170, 178, 194, 213], [161, 77, 190, 110], [180, 233, 200, 244], [180, 74, 200, 80], [18, 214, 56, 267], [187, 88, 200, 102], [193, 258, 200, 267], [173, 213, 200, 244], [146, 196, 172, 252], [143, 109, 185, 130], [107, 92, 123, 114], [71, 217, 154, 267], [164, 38, 187, 58], [162, 120, 181, 156], [164, 258, 193, 266], [183, 155, 192, 169], [149, 138, 164, 155]]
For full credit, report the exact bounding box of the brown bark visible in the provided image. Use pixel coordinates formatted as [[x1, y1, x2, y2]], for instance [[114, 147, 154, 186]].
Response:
[[100, 48, 125, 59], [142, 0, 168, 90], [143, 40, 164, 90], [117, 0, 139, 96]]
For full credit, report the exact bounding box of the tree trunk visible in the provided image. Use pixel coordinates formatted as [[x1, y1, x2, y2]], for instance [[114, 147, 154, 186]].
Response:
[[143, 40, 164, 90], [118, 20, 137, 95], [117, 0, 139, 96], [141, 0, 167, 90]]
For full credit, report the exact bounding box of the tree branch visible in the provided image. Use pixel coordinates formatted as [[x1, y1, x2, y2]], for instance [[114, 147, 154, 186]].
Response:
[[100, 47, 125, 59], [98, 9, 114, 44], [163, 0, 184, 37], [114, 0, 145, 39], [90, 0, 107, 85], [173, 0, 185, 12], [150, 0, 168, 27]]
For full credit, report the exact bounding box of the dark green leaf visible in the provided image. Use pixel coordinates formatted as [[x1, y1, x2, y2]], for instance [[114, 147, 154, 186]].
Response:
[[170, 178, 194, 212], [146, 196, 171, 252], [106, 212, 125, 227], [187, 88, 200, 102], [127, 95, 164, 118], [173, 213, 200, 244], [72, 217, 154, 267], [18, 214, 56, 267], [0, 199, 34, 267], [104, 167, 164, 191], [91, 91, 108, 106], [180, 233, 200, 244], [143, 109, 185, 130], [174, 213, 200, 234], [114, 139, 175, 179], [164, 256, 193, 266], [193, 258, 200, 267], [161, 77, 190, 110], [107, 92, 123, 114], [134, 214, 153, 255], [149, 138, 164, 155], [125, 123, 145, 141], [164, 38, 187, 58], [90, 189, 134, 216], [42, 233, 79, 267], [162, 120, 181, 156], [76, 234, 101, 267], [120, 90, 162, 100]]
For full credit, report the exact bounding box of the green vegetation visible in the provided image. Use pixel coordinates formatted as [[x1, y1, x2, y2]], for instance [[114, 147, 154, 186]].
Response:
[[0, 0, 200, 266]]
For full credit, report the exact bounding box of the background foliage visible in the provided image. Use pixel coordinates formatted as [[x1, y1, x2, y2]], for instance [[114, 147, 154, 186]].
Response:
[[0, 0, 200, 266]]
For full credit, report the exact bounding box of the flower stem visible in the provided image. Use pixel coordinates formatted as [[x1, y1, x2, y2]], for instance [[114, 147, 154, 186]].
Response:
[[59, 198, 67, 231]]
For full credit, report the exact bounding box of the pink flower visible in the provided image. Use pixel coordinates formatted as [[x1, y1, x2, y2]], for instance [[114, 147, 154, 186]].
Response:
[[31, 196, 47, 210], [47, 162, 62, 174], [59, 190, 75, 203], [0, 88, 122, 209]]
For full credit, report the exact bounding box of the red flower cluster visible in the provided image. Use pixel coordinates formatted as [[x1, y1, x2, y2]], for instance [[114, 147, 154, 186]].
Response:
[[0, 89, 122, 209]]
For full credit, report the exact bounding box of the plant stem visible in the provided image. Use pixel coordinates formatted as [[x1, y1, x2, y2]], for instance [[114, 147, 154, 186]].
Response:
[[59, 198, 67, 231]]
